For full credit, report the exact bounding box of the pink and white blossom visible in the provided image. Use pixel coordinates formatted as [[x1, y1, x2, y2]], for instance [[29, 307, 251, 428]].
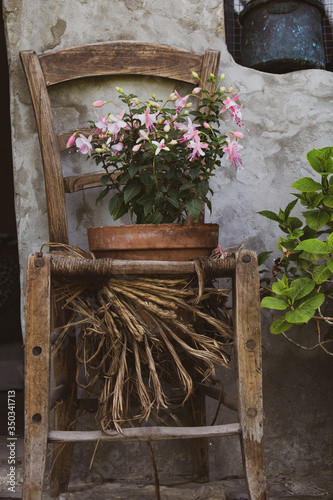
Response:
[[174, 90, 189, 113], [107, 110, 127, 138], [76, 134, 93, 155], [134, 106, 158, 131], [152, 139, 170, 155], [188, 136, 208, 161], [223, 135, 243, 170], [220, 93, 243, 127]]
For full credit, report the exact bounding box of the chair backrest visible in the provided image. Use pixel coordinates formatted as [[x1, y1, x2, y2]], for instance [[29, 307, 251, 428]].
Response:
[[20, 41, 221, 244]]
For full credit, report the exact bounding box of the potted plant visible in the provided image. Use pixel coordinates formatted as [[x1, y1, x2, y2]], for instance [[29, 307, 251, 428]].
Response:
[[239, 0, 326, 74], [259, 146, 333, 355], [67, 72, 245, 260]]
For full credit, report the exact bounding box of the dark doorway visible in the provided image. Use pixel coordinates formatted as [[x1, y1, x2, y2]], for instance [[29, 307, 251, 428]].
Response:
[[0, 1, 24, 429]]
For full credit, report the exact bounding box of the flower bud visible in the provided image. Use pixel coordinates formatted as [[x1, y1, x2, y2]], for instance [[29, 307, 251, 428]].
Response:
[[185, 102, 193, 108], [164, 122, 170, 132], [169, 140, 177, 145], [115, 87, 124, 94], [132, 144, 141, 152], [203, 122, 210, 129], [192, 87, 201, 95], [95, 148, 105, 153], [169, 93, 177, 101], [226, 87, 234, 94], [92, 100, 108, 108], [192, 71, 199, 79], [220, 86, 225, 92], [66, 133, 76, 148], [220, 73, 225, 80], [231, 131, 244, 139]]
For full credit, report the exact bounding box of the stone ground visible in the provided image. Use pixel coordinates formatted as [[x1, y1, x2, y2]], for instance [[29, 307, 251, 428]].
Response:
[[0, 436, 333, 500]]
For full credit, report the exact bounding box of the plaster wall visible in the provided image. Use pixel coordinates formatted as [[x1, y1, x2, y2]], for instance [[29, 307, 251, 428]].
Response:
[[3, 0, 333, 486]]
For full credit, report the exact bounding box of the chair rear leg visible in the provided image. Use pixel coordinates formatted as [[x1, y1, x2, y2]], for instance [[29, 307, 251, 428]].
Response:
[[233, 250, 269, 500], [50, 307, 77, 495], [23, 253, 51, 500]]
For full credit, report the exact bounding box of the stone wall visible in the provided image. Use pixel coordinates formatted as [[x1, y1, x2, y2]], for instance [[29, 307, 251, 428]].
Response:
[[3, 0, 333, 485]]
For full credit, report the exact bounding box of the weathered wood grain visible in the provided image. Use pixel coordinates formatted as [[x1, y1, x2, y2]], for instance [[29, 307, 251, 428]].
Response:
[[48, 423, 242, 442], [38, 42, 202, 86], [233, 250, 269, 500], [20, 51, 69, 244], [23, 254, 51, 500]]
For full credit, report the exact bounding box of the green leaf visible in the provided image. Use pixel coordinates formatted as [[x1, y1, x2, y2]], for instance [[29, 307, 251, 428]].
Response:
[[108, 194, 127, 220], [295, 239, 328, 255], [307, 147, 333, 174], [304, 210, 330, 230], [327, 260, 333, 273], [100, 174, 111, 187], [257, 251, 272, 266], [260, 296, 288, 310], [123, 183, 142, 204], [326, 233, 333, 254], [289, 278, 315, 301], [257, 210, 281, 222], [323, 195, 333, 208], [95, 187, 109, 204], [284, 198, 298, 218], [312, 264, 333, 284], [270, 315, 293, 334], [285, 306, 316, 324], [291, 177, 323, 192], [144, 211, 163, 224], [128, 163, 140, 178], [186, 197, 202, 220], [298, 292, 325, 310]]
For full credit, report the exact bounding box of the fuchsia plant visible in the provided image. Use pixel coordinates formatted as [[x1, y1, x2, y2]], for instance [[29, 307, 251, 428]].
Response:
[[67, 72, 245, 224]]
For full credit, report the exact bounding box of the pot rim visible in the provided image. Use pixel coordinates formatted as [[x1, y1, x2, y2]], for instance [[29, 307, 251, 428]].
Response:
[[239, 0, 325, 24]]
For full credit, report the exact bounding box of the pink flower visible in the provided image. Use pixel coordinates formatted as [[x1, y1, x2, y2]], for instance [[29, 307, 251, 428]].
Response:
[[152, 139, 170, 155], [134, 106, 158, 131], [223, 135, 243, 170], [174, 90, 189, 113], [220, 93, 243, 127], [66, 133, 76, 148], [94, 114, 109, 133], [76, 134, 93, 155], [188, 136, 208, 161], [176, 118, 199, 142], [92, 100, 108, 108], [136, 129, 150, 143], [107, 109, 127, 138]]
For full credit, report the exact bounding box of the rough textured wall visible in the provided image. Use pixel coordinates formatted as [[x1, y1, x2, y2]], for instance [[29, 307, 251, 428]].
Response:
[[3, 0, 333, 485]]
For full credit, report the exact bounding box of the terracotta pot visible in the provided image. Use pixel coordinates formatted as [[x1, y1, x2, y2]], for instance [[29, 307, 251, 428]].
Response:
[[87, 223, 219, 261]]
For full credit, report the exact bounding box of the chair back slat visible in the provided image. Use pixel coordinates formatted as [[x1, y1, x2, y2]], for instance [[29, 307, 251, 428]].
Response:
[[39, 42, 203, 86]]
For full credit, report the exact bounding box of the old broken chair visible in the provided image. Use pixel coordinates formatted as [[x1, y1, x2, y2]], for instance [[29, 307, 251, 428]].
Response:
[[20, 41, 269, 499]]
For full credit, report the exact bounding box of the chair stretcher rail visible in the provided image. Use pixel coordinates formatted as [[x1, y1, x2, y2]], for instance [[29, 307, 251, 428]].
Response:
[[49, 255, 236, 278], [48, 423, 242, 443]]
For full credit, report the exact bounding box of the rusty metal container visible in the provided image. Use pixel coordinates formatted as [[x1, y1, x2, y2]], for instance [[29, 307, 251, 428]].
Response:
[[239, 0, 326, 73]]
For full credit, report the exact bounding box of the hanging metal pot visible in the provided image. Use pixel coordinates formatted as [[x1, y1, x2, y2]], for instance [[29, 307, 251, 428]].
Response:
[[239, 0, 326, 73]]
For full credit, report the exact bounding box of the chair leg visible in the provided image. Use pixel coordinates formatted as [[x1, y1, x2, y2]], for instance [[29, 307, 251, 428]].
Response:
[[186, 386, 209, 482], [50, 307, 77, 495], [23, 253, 52, 500], [233, 250, 269, 500]]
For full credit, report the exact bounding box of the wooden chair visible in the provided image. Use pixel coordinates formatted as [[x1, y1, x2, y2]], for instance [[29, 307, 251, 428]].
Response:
[[20, 41, 269, 500]]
